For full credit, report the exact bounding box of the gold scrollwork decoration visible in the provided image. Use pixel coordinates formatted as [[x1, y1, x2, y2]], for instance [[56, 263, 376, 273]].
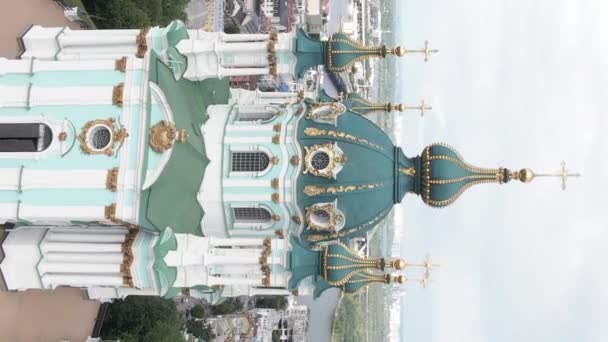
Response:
[[149, 121, 176, 153], [303, 142, 346, 179], [106, 167, 119, 192], [304, 183, 383, 197]]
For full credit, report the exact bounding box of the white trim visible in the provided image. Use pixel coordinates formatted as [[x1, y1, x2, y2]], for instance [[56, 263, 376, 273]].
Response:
[[0, 84, 29, 107], [223, 193, 271, 202], [20, 205, 106, 222], [224, 136, 272, 144], [131, 52, 151, 224], [292, 102, 306, 235], [142, 83, 176, 190], [277, 104, 295, 233], [0, 169, 135, 191], [32, 59, 116, 72], [222, 179, 270, 187]]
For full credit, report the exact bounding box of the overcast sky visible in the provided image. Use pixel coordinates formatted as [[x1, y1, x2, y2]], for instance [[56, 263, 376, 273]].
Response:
[[392, 1, 608, 341]]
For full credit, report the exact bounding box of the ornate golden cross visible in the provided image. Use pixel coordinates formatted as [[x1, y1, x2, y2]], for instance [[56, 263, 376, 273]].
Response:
[[535, 161, 581, 190], [410, 100, 432, 117], [405, 40, 438, 62]]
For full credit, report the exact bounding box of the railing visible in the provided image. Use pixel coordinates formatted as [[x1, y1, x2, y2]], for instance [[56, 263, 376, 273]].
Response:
[[52, 0, 93, 29], [90, 302, 110, 338]]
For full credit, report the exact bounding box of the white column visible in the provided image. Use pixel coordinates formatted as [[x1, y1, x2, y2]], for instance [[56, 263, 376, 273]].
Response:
[[0, 58, 32, 75], [220, 42, 268, 52], [33, 59, 117, 72], [45, 231, 126, 243], [65, 29, 140, 36], [258, 91, 298, 99], [222, 33, 270, 42], [41, 242, 123, 253], [207, 253, 261, 265], [43, 273, 123, 288], [29, 85, 114, 106], [59, 34, 136, 47], [0, 85, 29, 108], [210, 237, 263, 247], [38, 261, 121, 274], [210, 275, 263, 286], [218, 265, 263, 275], [20, 205, 106, 222], [251, 287, 291, 296], [44, 252, 123, 264], [220, 67, 269, 77]]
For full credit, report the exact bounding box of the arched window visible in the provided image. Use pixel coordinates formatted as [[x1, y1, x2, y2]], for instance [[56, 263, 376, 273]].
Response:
[[237, 105, 281, 122], [231, 151, 270, 172], [233, 207, 272, 223], [0, 123, 53, 152]]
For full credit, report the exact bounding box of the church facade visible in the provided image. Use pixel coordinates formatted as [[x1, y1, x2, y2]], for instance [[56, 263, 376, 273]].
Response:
[[0, 21, 541, 302]]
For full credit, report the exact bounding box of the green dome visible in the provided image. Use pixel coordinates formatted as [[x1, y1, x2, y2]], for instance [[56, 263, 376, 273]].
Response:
[[326, 33, 401, 72], [293, 29, 402, 77], [287, 236, 404, 298], [297, 100, 419, 243], [419, 143, 521, 208]]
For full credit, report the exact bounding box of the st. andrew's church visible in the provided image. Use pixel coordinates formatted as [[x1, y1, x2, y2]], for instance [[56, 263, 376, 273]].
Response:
[[0, 21, 569, 303]]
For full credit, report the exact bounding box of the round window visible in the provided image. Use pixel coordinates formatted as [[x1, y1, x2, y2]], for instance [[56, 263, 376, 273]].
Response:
[[313, 209, 331, 223], [311, 151, 330, 170], [89, 125, 112, 150]]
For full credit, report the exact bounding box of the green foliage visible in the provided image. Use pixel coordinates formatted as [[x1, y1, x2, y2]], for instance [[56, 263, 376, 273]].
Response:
[[100, 296, 185, 342], [185, 319, 215, 340], [224, 24, 241, 34], [210, 298, 244, 316], [272, 329, 282, 342], [190, 304, 208, 320], [82, 0, 188, 29], [254, 296, 288, 311]]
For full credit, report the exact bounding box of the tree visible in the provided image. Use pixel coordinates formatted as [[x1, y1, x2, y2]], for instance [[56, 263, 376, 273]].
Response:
[[254, 296, 288, 310], [186, 319, 215, 340], [272, 329, 281, 342], [100, 296, 185, 342], [224, 24, 241, 34], [210, 298, 244, 315], [190, 304, 208, 320], [82, 0, 189, 29]]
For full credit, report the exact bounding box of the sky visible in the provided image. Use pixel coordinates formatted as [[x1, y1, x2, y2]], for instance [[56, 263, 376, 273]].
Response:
[[391, 1, 608, 342]]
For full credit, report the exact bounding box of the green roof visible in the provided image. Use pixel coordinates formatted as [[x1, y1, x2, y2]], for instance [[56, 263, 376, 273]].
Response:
[[139, 52, 230, 236]]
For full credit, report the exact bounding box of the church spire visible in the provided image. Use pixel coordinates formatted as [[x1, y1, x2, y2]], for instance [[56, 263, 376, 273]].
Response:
[[403, 143, 581, 208]]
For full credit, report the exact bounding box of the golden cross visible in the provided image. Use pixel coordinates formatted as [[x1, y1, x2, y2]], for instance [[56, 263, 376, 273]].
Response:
[[410, 100, 432, 117], [405, 40, 438, 62], [535, 161, 581, 190]]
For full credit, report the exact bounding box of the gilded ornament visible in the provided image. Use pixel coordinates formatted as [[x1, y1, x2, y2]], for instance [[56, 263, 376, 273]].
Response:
[[78, 118, 128, 156], [292, 215, 302, 224], [290, 155, 300, 166], [58, 131, 67, 142], [273, 123, 282, 132], [304, 185, 325, 196], [135, 27, 150, 58], [270, 156, 280, 165], [275, 229, 284, 239], [106, 167, 119, 192], [306, 102, 345, 122], [270, 31, 278, 41], [104, 203, 117, 221], [271, 178, 279, 189], [303, 143, 346, 179], [112, 83, 124, 106], [272, 214, 281, 221], [149, 121, 176, 153], [177, 129, 188, 143], [399, 167, 416, 176], [272, 134, 280, 144], [271, 192, 280, 203], [267, 41, 276, 52], [115, 56, 127, 72], [305, 203, 344, 232]]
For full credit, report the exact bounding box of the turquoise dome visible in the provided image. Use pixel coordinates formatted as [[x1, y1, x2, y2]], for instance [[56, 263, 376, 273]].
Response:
[[420, 143, 521, 208], [294, 29, 402, 77], [297, 100, 419, 243]]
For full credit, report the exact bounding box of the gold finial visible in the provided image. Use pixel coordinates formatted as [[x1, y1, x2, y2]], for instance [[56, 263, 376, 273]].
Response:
[[391, 259, 407, 270], [394, 46, 406, 57], [516, 162, 580, 190], [391, 100, 432, 116], [390, 274, 408, 284]]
